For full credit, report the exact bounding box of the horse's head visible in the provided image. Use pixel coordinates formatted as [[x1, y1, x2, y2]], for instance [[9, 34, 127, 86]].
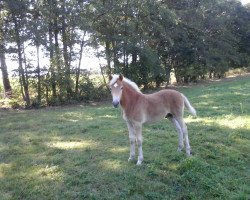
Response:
[[109, 74, 124, 108]]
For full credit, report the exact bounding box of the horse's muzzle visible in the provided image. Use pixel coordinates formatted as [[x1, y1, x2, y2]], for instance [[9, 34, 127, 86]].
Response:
[[112, 100, 120, 108]]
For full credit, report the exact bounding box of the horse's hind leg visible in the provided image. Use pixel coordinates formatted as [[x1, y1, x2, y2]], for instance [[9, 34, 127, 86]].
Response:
[[169, 117, 184, 152], [176, 118, 191, 156]]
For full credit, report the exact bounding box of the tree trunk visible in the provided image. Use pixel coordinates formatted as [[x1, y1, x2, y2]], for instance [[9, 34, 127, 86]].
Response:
[[48, 0, 57, 99], [75, 40, 85, 96], [164, 59, 171, 85], [105, 41, 112, 74], [48, 21, 57, 98], [62, 0, 72, 98], [54, 16, 63, 101], [99, 63, 110, 91], [123, 0, 129, 77], [0, 4, 12, 98], [132, 50, 137, 64], [36, 43, 41, 104], [13, 17, 30, 106], [112, 40, 119, 73], [0, 44, 12, 98]]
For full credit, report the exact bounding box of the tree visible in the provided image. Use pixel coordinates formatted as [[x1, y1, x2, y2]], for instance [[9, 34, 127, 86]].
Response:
[[0, 4, 12, 98], [1, 0, 249, 107], [6, 0, 31, 106], [231, 2, 250, 67]]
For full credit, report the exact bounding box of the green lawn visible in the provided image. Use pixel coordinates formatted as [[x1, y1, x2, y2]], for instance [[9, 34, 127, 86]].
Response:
[[0, 76, 250, 200]]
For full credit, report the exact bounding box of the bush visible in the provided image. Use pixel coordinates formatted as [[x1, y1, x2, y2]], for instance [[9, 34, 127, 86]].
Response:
[[79, 77, 109, 102]]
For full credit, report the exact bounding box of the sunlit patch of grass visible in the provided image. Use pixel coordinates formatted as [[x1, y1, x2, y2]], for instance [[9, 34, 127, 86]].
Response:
[[0, 163, 12, 178], [167, 163, 179, 171], [185, 116, 213, 124], [109, 147, 128, 153], [59, 112, 82, 122], [100, 159, 123, 171], [216, 115, 249, 129], [47, 140, 98, 150], [33, 165, 63, 180], [186, 115, 250, 130], [99, 114, 117, 119]]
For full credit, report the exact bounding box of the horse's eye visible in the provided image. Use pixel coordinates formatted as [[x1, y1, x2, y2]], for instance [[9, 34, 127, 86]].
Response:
[[121, 86, 123, 90]]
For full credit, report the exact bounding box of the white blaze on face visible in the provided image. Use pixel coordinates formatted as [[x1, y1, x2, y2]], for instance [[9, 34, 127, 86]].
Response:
[[109, 74, 119, 87], [109, 75, 122, 107]]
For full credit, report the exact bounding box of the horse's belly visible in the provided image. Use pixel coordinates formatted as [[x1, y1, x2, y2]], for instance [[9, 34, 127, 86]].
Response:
[[122, 106, 168, 124], [144, 112, 167, 124]]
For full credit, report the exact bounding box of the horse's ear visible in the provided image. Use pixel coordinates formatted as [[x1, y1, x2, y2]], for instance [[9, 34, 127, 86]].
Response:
[[109, 75, 113, 81], [119, 74, 123, 81]]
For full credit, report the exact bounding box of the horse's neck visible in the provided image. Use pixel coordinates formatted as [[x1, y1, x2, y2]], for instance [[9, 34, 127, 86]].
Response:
[[120, 83, 142, 109]]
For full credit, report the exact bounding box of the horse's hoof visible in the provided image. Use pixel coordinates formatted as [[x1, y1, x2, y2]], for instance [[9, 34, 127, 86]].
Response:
[[186, 150, 192, 156], [136, 160, 142, 165], [177, 147, 183, 152], [186, 148, 192, 156], [128, 156, 135, 162]]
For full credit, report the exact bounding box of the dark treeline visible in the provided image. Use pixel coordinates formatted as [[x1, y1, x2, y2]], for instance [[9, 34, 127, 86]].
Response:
[[0, 0, 250, 107]]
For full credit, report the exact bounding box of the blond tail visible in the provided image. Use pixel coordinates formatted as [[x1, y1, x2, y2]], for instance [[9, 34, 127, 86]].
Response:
[[182, 94, 197, 116]]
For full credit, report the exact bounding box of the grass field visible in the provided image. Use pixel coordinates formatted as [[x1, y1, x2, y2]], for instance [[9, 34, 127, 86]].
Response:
[[0, 76, 250, 200]]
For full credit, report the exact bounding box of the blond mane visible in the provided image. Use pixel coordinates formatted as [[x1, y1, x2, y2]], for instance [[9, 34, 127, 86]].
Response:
[[123, 77, 142, 93], [110, 74, 141, 93]]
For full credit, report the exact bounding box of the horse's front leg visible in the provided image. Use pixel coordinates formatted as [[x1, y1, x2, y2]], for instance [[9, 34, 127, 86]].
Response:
[[126, 121, 135, 162], [135, 123, 143, 165]]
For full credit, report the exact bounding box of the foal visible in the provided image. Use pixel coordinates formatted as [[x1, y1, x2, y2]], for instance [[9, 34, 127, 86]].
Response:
[[109, 74, 196, 165]]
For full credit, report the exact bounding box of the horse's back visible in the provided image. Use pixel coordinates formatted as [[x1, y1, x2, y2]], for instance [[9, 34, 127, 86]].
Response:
[[145, 89, 183, 105], [144, 89, 184, 119]]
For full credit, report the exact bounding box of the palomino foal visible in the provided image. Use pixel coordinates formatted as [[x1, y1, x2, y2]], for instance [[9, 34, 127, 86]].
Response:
[[109, 74, 196, 165]]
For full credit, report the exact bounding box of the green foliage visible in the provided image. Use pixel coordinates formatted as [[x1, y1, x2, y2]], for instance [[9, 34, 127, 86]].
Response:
[[78, 76, 109, 102], [92, 0, 250, 85], [129, 47, 164, 88], [0, 76, 249, 199], [1, 0, 250, 105]]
